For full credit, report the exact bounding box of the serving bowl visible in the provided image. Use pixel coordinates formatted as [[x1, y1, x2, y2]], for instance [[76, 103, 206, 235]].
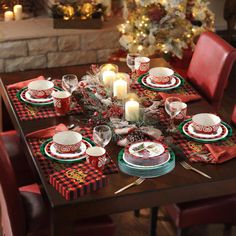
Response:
[[28, 80, 54, 98], [53, 131, 82, 153], [192, 113, 221, 135], [149, 67, 174, 84]]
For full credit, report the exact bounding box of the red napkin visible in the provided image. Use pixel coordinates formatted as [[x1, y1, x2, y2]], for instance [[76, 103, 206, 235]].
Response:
[[7, 75, 45, 90], [26, 123, 68, 139], [158, 92, 201, 103], [205, 144, 236, 163]]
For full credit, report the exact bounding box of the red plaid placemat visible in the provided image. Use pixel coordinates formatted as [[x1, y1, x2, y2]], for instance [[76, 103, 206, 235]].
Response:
[[49, 163, 107, 200], [7, 87, 83, 121], [27, 126, 118, 179], [155, 108, 236, 163], [131, 78, 200, 99]]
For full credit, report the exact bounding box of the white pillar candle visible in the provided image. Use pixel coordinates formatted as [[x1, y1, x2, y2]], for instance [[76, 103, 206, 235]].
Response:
[[102, 71, 116, 87], [13, 5, 23, 21], [113, 79, 127, 100], [125, 100, 140, 122], [4, 11, 14, 22]]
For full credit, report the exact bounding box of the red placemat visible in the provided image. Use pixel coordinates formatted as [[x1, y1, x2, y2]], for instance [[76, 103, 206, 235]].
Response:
[[156, 108, 236, 163], [27, 126, 118, 199], [131, 78, 200, 99], [49, 163, 107, 200], [7, 87, 83, 121]]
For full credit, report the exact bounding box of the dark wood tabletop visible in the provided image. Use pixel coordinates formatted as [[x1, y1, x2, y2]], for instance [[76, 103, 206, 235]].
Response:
[[1, 58, 236, 236]]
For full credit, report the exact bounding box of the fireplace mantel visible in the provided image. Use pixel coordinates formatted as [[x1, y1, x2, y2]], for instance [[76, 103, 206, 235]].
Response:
[[0, 17, 122, 73]]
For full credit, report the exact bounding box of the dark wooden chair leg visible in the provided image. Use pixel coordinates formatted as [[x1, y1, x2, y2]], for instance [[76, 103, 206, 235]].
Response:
[[134, 209, 140, 217], [149, 207, 158, 236], [223, 224, 232, 236]]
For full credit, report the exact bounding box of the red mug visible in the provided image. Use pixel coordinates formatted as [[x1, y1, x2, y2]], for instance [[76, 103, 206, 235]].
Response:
[[52, 91, 71, 115], [86, 147, 107, 171], [134, 57, 150, 76]]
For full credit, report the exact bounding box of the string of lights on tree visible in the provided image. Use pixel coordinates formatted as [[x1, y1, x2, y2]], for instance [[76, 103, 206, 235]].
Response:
[[118, 0, 215, 59]]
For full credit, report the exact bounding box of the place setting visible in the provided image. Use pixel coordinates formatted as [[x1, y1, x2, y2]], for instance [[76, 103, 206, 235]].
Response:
[[7, 75, 83, 121]]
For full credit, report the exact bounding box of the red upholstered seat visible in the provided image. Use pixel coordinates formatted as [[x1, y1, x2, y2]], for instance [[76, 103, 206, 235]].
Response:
[[0, 130, 36, 186], [164, 107, 236, 235], [0, 133, 115, 236], [172, 31, 236, 110]]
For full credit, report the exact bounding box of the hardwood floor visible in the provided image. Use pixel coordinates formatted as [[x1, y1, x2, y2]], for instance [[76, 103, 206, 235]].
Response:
[[112, 208, 236, 236]]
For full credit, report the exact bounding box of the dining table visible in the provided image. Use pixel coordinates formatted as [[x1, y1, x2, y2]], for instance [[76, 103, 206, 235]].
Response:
[[1, 58, 236, 236]]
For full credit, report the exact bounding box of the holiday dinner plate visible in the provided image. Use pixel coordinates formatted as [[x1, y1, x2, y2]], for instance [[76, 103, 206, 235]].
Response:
[[138, 73, 184, 91], [118, 149, 175, 178], [17, 86, 62, 106], [126, 140, 166, 158], [40, 137, 95, 163], [179, 119, 232, 143], [123, 151, 170, 168]]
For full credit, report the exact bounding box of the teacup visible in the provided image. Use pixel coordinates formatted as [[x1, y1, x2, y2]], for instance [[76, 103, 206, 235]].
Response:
[[53, 131, 82, 153], [135, 57, 150, 76], [28, 80, 54, 98], [173, 102, 187, 125], [52, 91, 71, 115], [192, 113, 221, 135], [86, 146, 107, 171], [149, 67, 174, 84]]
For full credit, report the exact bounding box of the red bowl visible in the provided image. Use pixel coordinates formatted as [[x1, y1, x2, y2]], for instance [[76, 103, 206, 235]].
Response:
[[28, 80, 54, 98]]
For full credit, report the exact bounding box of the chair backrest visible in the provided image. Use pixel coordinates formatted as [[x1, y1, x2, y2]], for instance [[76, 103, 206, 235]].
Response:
[[0, 137, 26, 236], [187, 31, 236, 110]]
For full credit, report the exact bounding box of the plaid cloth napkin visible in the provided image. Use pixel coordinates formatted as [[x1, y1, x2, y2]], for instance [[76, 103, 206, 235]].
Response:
[[7, 77, 83, 121], [7, 75, 45, 89], [158, 92, 201, 103], [204, 142, 236, 163]]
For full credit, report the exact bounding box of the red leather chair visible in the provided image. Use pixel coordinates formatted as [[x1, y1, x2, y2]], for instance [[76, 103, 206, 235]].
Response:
[[164, 107, 236, 236], [0, 130, 36, 187], [174, 31, 236, 110], [0, 133, 115, 236]]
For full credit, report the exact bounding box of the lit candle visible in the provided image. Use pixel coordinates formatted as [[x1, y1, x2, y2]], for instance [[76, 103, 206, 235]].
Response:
[[113, 79, 127, 100], [125, 100, 140, 122], [100, 63, 118, 73], [116, 72, 130, 86], [13, 5, 23, 21], [4, 11, 14, 22], [102, 71, 116, 87]]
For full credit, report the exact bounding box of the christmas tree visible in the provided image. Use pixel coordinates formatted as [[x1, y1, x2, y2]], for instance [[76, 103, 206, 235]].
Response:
[[118, 0, 214, 59]]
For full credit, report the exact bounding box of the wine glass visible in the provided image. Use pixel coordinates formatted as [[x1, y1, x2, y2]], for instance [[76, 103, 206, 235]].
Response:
[[62, 74, 79, 95], [165, 97, 182, 132], [126, 53, 140, 78], [93, 125, 112, 148]]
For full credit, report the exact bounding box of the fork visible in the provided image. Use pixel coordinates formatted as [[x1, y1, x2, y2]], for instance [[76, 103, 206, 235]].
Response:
[[114, 177, 145, 194], [180, 161, 212, 179]]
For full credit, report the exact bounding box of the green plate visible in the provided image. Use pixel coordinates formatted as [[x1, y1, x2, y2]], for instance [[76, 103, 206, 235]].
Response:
[[137, 72, 184, 92], [178, 118, 233, 143], [40, 137, 95, 164], [16, 86, 63, 107]]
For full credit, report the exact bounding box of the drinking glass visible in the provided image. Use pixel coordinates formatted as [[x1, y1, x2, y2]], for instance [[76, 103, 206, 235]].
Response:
[[165, 97, 182, 132], [62, 74, 79, 94], [93, 125, 112, 148], [126, 53, 140, 78]]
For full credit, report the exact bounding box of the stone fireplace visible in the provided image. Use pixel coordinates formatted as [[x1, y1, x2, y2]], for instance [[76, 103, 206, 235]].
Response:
[[0, 1, 122, 73]]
